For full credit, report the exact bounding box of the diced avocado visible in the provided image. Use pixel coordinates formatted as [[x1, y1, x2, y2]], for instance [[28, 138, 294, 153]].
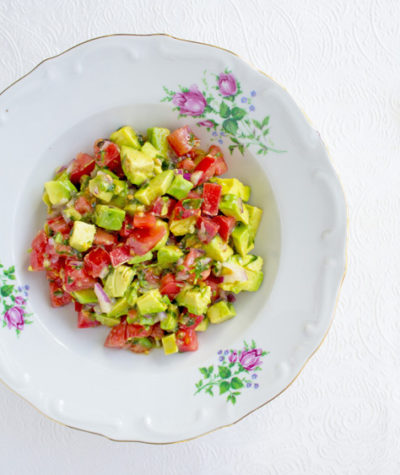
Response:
[[95, 205, 126, 231], [95, 314, 120, 327], [104, 265, 135, 298], [207, 301, 236, 324], [219, 194, 249, 224], [245, 204, 263, 240], [210, 178, 250, 201], [57, 172, 78, 194], [110, 126, 140, 149], [131, 337, 153, 350], [136, 289, 167, 315], [121, 146, 154, 185], [147, 127, 170, 157], [195, 317, 209, 331], [160, 314, 178, 332], [69, 221, 96, 252], [108, 297, 129, 318], [176, 285, 211, 315], [126, 281, 139, 306], [153, 157, 163, 175], [141, 141, 159, 159], [221, 269, 264, 293], [42, 191, 52, 213], [182, 234, 202, 249], [170, 216, 197, 236], [63, 207, 82, 221], [71, 289, 98, 304], [162, 333, 178, 355], [242, 254, 264, 272], [203, 235, 234, 262], [124, 200, 146, 216], [44, 180, 72, 206], [167, 174, 193, 200], [152, 220, 169, 251], [88, 171, 115, 202], [128, 252, 153, 265], [231, 223, 254, 257], [135, 170, 174, 205], [157, 245, 183, 266]]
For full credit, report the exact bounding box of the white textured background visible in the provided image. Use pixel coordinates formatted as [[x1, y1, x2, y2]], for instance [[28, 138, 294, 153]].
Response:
[[1, 1, 399, 474]]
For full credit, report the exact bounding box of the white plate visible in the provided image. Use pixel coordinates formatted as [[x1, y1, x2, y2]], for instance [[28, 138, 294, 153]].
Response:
[[0, 34, 346, 443]]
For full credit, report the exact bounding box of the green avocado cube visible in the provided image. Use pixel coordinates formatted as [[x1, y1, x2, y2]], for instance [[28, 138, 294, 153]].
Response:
[[195, 317, 209, 332], [128, 251, 153, 265], [152, 220, 170, 251], [210, 178, 250, 201], [203, 235, 234, 262], [69, 221, 96, 252], [110, 126, 140, 149], [126, 282, 139, 307], [108, 297, 129, 318], [176, 285, 211, 315], [167, 174, 194, 200], [221, 268, 264, 293], [88, 171, 115, 202], [95, 205, 126, 231], [245, 204, 263, 239], [135, 170, 174, 205], [231, 223, 254, 257], [162, 333, 179, 355], [44, 180, 73, 206], [219, 194, 249, 224], [157, 245, 183, 266], [104, 265, 135, 298], [242, 254, 264, 272], [147, 127, 170, 157], [71, 289, 98, 304], [121, 146, 154, 185], [170, 216, 198, 236], [136, 289, 167, 315], [160, 314, 178, 332], [95, 314, 120, 327], [57, 172, 78, 194], [207, 301, 236, 324], [63, 207, 82, 221], [141, 141, 159, 159]]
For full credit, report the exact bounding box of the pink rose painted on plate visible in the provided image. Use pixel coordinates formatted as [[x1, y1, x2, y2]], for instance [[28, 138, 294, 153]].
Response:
[[239, 348, 262, 371], [218, 72, 237, 97], [172, 85, 207, 116], [4, 306, 24, 330]]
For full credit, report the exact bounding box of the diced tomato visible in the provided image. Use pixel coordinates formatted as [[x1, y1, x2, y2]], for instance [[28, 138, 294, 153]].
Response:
[[46, 238, 76, 259], [180, 312, 204, 329], [212, 215, 236, 241], [202, 183, 222, 216], [133, 212, 156, 229], [94, 139, 123, 176], [119, 215, 135, 238], [64, 259, 96, 293], [129, 341, 151, 353], [69, 153, 96, 184], [104, 321, 127, 348], [171, 199, 202, 221], [207, 145, 228, 176], [74, 302, 83, 312], [144, 268, 160, 286], [126, 224, 166, 256], [160, 273, 182, 300], [205, 274, 223, 303], [47, 216, 71, 236], [74, 196, 94, 215], [109, 245, 132, 267], [197, 216, 220, 244], [77, 309, 100, 328], [126, 324, 152, 340], [30, 230, 48, 271], [93, 229, 118, 249], [167, 126, 199, 156], [84, 247, 111, 278], [48, 281, 72, 308], [176, 328, 198, 352], [177, 158, 196, 172], [151, 197, 177, 218], [194, 156, 216, 184], [183, 248, 204, 268], [151, 323, 164, 340]]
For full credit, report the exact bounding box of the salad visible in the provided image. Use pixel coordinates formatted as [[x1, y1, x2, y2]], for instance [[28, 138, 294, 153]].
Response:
[[29, 125, 264, 355]]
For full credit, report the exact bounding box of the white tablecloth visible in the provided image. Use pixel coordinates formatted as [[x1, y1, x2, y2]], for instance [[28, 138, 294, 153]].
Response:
[[1, 1, 399, 473]]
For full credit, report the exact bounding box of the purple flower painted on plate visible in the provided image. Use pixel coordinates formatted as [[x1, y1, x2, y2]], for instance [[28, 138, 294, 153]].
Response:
[[198, 120, 214, 127], [228, 351, 238, 363], [212, 131, 218, 137], [239, 348, 262, 371], [218, 350, 223, 355], [218, 73, 237, 97], [218, 139, 223, 144], [241, 97, 248, 103], [254, 383, 259, 389], [249, 105, 255, 112], [172, 85, 207, 116], [15, 296, 26, 306], [250, 90, 256, 97], [251, 373, 258, 380], [246, 382, 252, 388], [219, 356, 225, 362], [4, 306, 24, 330]]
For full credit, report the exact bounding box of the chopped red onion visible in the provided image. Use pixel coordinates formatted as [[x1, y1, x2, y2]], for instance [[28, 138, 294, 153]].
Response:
[[94, 283, 113, 314]]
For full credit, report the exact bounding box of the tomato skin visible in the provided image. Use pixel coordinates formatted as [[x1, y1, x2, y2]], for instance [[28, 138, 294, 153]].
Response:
[[160, 273, 182, 300], [64, 259, 96, 293], [104, 321, 127, 347], [205, 274, 223, 303], [93, 229, 118, 249], [126, 225, 166, 256], [151, 323, 164, 340], [171, 200, 202, 221], [69, 153, 96, 184], [179, 312, 204, 329], [126, 324, 152, 340], [74, 196, 94, 215], [151, 197, 177, 218], [168, 126, 199, 156], [176, 328, 199, 352], [47, 216, 71, 236], [30, 230, 48, 271], [133, 212, 156, 229], [207, 145, 228, 176], [212, 215, 236, 241], [197, 216, 220, 244], [109, 245, 132, 267], [84, 247, 111, 278], [202, 183, 222, 216], [48, 281, 72, 307], [93, 139, 123, 176], [77, 310, 100, 328], [194, 156, 216, 184], [177, 158, 196, 172]]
